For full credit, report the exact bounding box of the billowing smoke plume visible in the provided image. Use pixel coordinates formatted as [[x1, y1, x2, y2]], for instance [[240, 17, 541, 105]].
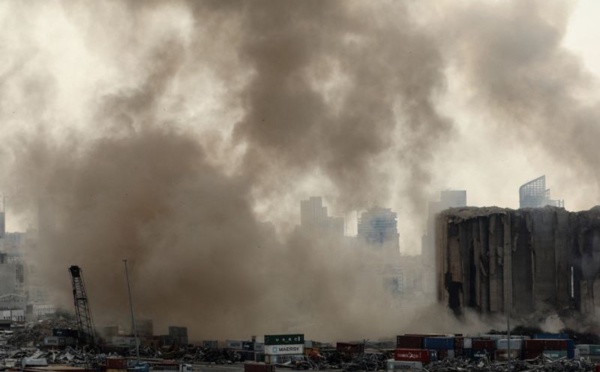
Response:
[[440, 1, 600, 201], [0, 0, 598, 340]]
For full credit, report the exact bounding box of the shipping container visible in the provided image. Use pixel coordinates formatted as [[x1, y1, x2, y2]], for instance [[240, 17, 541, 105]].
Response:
[[472, 339, 495, 351], [543, 350, 567, 359], [23, 358, 48, 366], [494, 350, 520, 361], [255, 343, 265, 353], [522, 350, 542, 360], [462, 349, 474, 359], [496, 339, 523, 350], [524, 340, 568, 351], [478, 334, 505, 341], [396, 336, 424, 349], [567, 340, 575, 359], [427, 350, 438, 362], [244, 362, 275, 372], [336, 342, 364, 354], [238, 351, 255, 361], [423, 337, 454, 350], [227, 340, 245, 350], [576, 344, 600, 356], [43, 336, 62, 346], [473, 350, 492, 361], [435, 349, 455, 360], [463, 338, 472, 349], [386, 359, 423, 371], [533, 333, 569, 340], [454, 337, 464, 349], [203, 340, 219, 349], [106, 358, 127, 369], [394, 349, 431, 363], [52, 328, 79, 338]]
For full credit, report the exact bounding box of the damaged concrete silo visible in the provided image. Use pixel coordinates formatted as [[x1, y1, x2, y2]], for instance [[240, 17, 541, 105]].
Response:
[[436, 206, 600, 317]]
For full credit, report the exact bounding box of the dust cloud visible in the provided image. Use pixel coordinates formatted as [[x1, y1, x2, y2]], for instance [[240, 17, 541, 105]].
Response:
[[0, 0, 599, 340]]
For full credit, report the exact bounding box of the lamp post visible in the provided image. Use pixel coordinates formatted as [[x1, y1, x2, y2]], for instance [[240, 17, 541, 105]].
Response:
[[123, 259, 140, 362]]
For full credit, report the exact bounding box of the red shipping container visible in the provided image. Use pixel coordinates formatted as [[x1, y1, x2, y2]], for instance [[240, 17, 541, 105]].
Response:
[[524, 340, 567, 351], [454, 337, 464, 349], [396, 336, 424, 349], [244, 363, 275, 372], [106, 358, 127, 369], [336, 342, 364, 354], [437, 350, 448, 360], [394, 349, 430, 363], [472, 339, 496, 351], [522, 350, 542, 359]]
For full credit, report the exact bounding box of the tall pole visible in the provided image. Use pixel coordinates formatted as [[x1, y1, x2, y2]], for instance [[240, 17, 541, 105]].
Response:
[[123, 259, 140, 362], [507, 274, 512, 370]]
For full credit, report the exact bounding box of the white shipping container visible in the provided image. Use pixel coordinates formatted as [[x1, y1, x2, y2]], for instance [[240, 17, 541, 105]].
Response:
[[44, 337, 60, 346], [265, 344, 304, 356], [496, 339, 523, 350], [463, 338, 472, 349], [387, 359, 423, 371], [226, 340, 244, 350], [22, 358, 48, 367], [576, 345, 590, 354]]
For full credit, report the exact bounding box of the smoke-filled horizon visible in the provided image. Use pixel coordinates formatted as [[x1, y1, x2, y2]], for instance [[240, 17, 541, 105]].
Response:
[[1, 0, 600, 340]]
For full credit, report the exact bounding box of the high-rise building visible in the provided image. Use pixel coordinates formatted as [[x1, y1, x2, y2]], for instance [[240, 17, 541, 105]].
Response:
[[357, 207, 399, 255], [300, 197, 344, 237], [519, 175, 564, 208]]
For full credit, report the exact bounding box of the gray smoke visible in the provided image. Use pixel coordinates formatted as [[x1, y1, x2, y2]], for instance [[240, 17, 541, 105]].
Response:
[[0, 0, 597, 340]]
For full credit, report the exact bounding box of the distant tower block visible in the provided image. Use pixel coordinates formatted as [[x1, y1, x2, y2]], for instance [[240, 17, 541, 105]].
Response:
[[519, 175, 564, 208]]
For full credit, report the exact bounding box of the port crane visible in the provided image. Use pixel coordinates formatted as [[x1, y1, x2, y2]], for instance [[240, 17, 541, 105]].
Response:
[[69, 265, 96, 347]]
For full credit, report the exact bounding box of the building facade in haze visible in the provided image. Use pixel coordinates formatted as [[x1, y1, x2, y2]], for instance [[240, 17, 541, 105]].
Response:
[[519, 175, 564, 208], [300, 197, 344, 237], [357, 207, 399, 255]]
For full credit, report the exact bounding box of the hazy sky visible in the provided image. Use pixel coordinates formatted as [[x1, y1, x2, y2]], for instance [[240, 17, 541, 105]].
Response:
[[1, 0, 600, 339]]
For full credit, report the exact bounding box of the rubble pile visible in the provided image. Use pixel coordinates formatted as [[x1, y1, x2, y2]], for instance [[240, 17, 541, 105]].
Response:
[[427, 356, 597, 372], [8, 318, 78, 347]]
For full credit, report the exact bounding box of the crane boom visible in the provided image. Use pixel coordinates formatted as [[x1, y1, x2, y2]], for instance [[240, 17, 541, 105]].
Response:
[[69, 265, 96, 347]]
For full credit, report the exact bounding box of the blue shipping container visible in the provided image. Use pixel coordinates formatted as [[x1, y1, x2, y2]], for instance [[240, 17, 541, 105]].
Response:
[[424, 337, 455, 350], [533, 333, 569, 340], [567, 340, 574, 359]]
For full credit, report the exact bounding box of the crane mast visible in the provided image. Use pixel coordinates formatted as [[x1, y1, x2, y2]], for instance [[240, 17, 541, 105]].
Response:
[[69, 265, 96, 347]]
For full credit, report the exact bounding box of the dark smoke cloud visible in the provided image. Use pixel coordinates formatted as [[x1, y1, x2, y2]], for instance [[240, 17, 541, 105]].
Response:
[[1, 0, 598, 340]]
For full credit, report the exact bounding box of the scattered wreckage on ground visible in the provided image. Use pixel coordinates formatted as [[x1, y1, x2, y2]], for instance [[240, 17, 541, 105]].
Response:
[[2, 319, 600, 372]]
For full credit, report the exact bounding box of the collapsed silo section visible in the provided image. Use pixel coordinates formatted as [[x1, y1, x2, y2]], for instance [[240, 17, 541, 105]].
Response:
[[435, 206, 598, 318]]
